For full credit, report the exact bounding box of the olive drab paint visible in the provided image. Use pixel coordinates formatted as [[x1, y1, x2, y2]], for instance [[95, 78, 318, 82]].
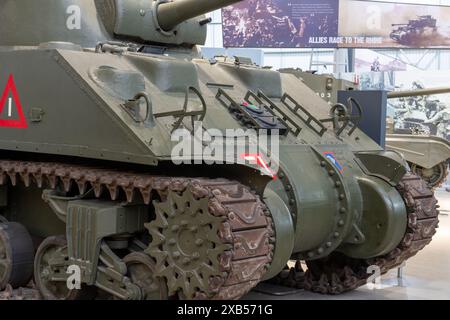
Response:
[[0, 0, 440, 300]]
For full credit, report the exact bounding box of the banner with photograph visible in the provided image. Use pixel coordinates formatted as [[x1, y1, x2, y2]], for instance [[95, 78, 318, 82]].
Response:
[[222, 0, 450, 49], [222, 0, 340, 48], [339, 0, 450, 48], [360, 71, 450, 139], [355, 49, 407, 73]]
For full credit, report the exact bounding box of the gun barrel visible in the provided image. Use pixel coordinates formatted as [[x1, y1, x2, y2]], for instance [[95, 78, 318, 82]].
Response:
[[157, 0, 242, 31], [388, 87, 450, 99]]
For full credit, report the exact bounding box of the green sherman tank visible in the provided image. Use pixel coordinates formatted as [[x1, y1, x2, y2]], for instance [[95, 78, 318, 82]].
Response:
[[282, 68, 450, 189], [0, 0, 439, 300]]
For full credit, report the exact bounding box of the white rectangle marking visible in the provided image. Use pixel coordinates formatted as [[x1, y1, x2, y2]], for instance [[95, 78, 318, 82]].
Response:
[[8, 97, 12, 117]]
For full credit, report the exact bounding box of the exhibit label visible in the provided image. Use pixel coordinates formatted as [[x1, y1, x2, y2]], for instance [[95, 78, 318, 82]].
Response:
[[222, 0, 450, 49]]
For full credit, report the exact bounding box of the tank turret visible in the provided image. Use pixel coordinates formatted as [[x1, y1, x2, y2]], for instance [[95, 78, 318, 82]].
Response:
[[0, 0, 242, 47], [112, 0, 243, 46]]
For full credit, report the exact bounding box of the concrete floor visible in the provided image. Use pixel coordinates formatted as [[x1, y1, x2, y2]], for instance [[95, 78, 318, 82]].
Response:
[[246, 189, 450, 300]]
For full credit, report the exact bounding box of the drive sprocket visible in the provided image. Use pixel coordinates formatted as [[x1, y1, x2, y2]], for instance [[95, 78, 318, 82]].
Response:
[[146, 188, 230, 299], [145, 180, 274, 300]]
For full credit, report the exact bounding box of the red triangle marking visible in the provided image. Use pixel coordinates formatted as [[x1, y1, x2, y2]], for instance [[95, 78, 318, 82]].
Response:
[[0, 74, 28, 128]]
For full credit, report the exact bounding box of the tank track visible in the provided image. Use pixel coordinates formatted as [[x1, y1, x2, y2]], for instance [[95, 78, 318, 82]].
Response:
[[0, 160, 274, 300], [270, 173, 439, 294]]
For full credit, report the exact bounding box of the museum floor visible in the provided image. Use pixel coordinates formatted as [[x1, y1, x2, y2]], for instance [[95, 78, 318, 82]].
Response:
[[246, 189, 450, 300]]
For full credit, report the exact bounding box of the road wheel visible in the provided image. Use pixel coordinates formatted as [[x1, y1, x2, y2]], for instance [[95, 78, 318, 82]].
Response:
[[124, 252, 168, 300], [411, 162, 448, 189], [34, 236, 95, 300], [0, 222, 34, 290]]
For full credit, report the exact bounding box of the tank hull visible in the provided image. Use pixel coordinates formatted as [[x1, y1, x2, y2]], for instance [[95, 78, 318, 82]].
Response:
[[0, 1, 439, 300]]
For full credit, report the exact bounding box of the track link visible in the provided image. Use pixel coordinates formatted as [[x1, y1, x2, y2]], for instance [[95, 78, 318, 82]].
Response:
[[0, 160, 274, 300]]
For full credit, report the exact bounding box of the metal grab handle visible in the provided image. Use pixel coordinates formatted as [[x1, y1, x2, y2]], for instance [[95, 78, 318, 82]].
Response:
[[154, 86, 207, 132], [346, 97, 363, 136], [321, 98, 364, 137], [133, 92, 153, 123], [122, 92, 154, 125], [331, 103, 350, 136], [172, 87, 206, 131], [321, 103, 350, 137]]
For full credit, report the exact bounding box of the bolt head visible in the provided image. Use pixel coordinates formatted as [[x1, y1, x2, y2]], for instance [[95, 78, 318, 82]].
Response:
[[173, 251, 181, 259], [139, 9, 146, 16], [168, 239, 176, 246], [193, 252, 200, 260], [182, 257, 190, 265], [326, 242, 332, 248], [317, 248, 324, 254], [334, 232, 340, 238], [338, 220, 344, 226], [195, 239, 204, 246], [307, 252, 314, 258], [190, 226, 198, 233], [171, 225, 180, 232], [340, 207, 346, 214]]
